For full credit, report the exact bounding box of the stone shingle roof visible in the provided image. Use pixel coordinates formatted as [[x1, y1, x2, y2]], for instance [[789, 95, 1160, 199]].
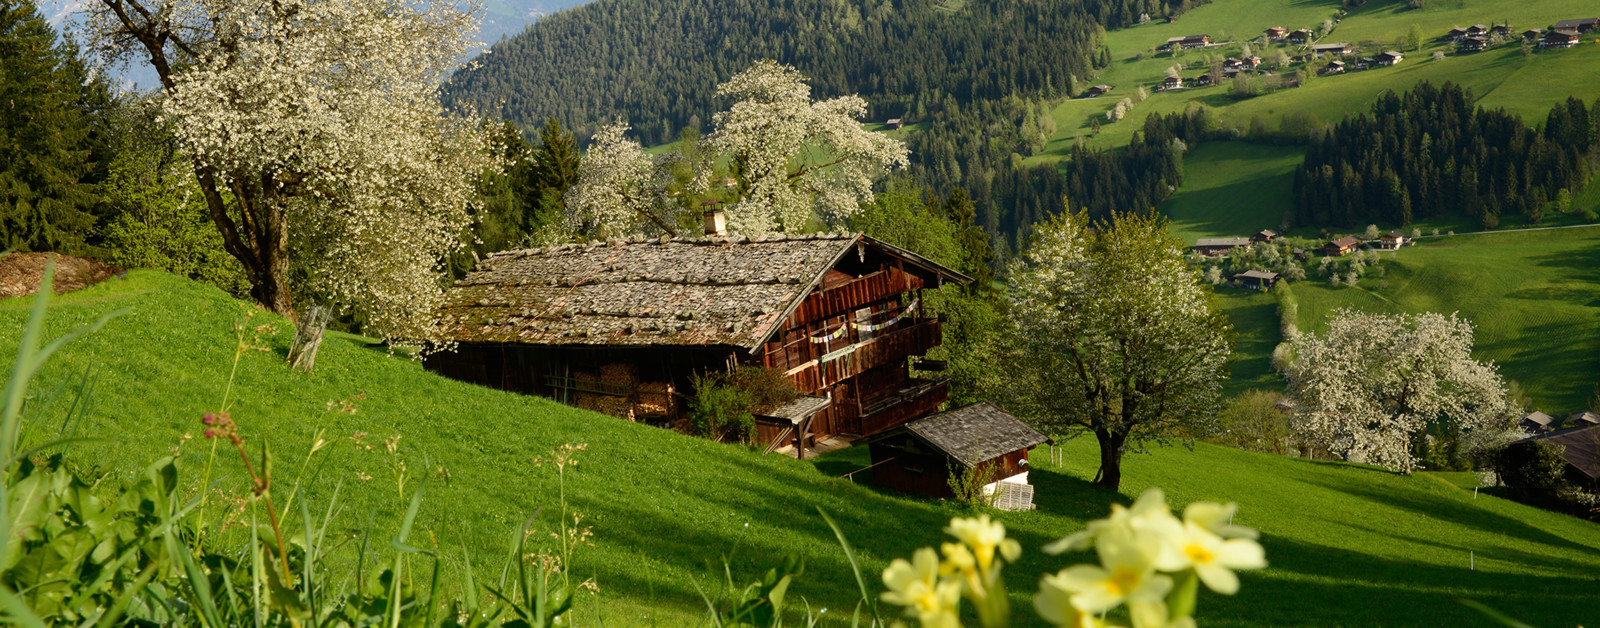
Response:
[[436, 233, 967, 351], [906, 402, 1050, 467]]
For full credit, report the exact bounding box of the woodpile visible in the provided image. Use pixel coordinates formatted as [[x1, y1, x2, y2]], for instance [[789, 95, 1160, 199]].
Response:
[[634, 381, 675, 418]]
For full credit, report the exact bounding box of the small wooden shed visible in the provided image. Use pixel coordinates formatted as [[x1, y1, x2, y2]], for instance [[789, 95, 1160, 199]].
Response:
[[855, 402, 1050, 501]]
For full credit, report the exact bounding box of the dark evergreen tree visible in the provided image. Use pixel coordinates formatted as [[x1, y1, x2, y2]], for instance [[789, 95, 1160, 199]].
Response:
[[0, 0, 112, 252]]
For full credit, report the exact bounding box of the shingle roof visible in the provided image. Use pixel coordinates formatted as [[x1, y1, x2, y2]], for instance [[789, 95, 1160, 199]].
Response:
[[1236, 270, 1279, 280], [1195, 237, 1250, 247], [756, 394, 832, 425], [1569, 411, 1600, 426], [435, 233, 969, 351], [1328, 236, 1361, 247], [1512, 424, 1600, 479], [1524, 411, 1556, 426], [905, 402, 1050, 467], [1553, 18, 1600, 30]]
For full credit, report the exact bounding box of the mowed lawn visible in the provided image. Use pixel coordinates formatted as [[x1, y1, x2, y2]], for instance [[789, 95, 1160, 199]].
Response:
[[1216, 226, 1600, 411], [4, 271, 1599, 626], [1159, 141, 1305, 245], [1212, 287, 1285, 395]]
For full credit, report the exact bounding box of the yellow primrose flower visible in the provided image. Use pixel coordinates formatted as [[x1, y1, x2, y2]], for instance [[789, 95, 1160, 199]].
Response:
[[882, 547, 962, 627], [1045, 488, 1183, 558], [1156, 522, 1267, 594], [940, 542, 975, 575], [1032, 578, 1106, 628], [1040, 539, 1172, 615], [1182, 500, 1259, 540], [946, 514, 1021, 571]]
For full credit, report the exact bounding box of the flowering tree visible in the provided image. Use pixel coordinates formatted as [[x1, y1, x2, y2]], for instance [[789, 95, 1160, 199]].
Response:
[[1005, 210, 1232, 490], [1284, 309, 1516, 472], [702, 60, 909, 235], [84, 0, 498, 344], [562, 121, 677, 238]]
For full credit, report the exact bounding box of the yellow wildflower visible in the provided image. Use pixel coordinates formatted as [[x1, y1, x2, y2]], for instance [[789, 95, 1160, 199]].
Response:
[[1181, 500, 1259, 540], [1155, 522, 1267, 594], [945, 514, 1022, 572], [882, 547, 962, 628], [1041, 538, 1171, 617]]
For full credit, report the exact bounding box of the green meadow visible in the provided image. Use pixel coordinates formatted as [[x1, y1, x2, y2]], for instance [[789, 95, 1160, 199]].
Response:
[[1158, 141, 1304, 245], [1217, 226, 1600, 411], [4, 271, 1598, 626]]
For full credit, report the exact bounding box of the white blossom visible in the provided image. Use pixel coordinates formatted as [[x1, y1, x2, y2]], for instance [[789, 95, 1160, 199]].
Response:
[[85, 0, 499, 348], [1285, 310, 1516, 472], [701, 60, 908, 235], [563, 121, 662, 239]]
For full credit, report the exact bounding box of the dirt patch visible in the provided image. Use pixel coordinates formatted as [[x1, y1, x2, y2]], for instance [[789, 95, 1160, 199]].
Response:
[[0, 253, 124, 299]]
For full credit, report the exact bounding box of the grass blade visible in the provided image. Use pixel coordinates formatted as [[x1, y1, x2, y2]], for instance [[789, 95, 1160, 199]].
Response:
[[816, 508, 881, 627]]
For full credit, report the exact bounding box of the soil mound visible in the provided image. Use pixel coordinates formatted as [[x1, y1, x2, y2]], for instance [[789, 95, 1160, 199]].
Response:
[[0, 252, 123, 299]]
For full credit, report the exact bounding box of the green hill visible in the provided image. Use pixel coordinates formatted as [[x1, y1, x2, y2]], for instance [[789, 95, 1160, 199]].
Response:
[[4, 271, 1600, 625], [1217, 225, 1600, 411]]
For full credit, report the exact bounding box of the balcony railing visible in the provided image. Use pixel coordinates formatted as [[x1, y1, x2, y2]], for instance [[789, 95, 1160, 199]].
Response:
[[786, 267, 923, 328], [858, 377, 950, 435], [785, 318, 941, 392]]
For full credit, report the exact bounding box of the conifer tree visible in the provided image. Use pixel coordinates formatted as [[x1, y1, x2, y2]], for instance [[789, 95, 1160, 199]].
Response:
[[0, 0, 110, 252]]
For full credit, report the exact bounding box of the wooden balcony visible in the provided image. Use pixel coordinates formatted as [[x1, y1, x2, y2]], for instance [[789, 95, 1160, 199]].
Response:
[[859, 377, 949, 435], [786, 318, 942, 392], [786, 267, 923, 328]]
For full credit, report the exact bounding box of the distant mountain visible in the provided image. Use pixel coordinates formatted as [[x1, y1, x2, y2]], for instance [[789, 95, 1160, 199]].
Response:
[[441, 0, 1180, 146]]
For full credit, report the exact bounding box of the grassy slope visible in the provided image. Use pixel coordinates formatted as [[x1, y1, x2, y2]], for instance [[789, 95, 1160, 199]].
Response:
[[1159, 141, 1304, 245], [1222, 226, 1600, 411], [1040, 0, 1600, 158], [4, 271, 1599, 626], [1213, 288, 1284, 395]]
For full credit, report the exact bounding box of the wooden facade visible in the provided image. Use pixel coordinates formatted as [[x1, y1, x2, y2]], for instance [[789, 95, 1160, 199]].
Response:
[[856, 402, 1049, 498], [428, 233, 970, 457]]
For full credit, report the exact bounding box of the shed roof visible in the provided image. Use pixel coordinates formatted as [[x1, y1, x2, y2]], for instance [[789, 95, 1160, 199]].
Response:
[[1382, 230, 1407, 239], [1313, 42, 1352, 50], [1328, 236, 1361, 248], [435, 233, 969, 351], [756, 394, 832, 425], [1195, 237, 1251, 247], [1512, 424, 1600, 479], [904, 402, 1051, 467], [1524, 411, 1556, 426], [1236, 270, 1280, 280], [1569, 411, 1600, 426]]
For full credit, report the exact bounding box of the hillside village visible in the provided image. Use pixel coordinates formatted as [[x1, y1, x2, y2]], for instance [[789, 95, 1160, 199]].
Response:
[[5, 0, 1600, 625]]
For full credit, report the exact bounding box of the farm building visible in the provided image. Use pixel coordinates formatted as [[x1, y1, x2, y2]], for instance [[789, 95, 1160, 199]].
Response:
[[1521, 411, 1558, 433], [1162, 34, 1211, 50], [1377, 230, 1408, 250], [855, 402, 1050, 506], [1552, 18, 1600, 33], [1163, 75, 1184, 89], [886, 118, 904, 130], [1312, 42, 1353, 57], [1264, 26, 1287, 40], [1443, 27, 1470, 42], [1570, 411, 1600, 428], [1523, 28, 1545, 41], [1506, 424, 1600, 490], [1542, 30, 1580, 48], [1084, 85, 1114, 97], [1459, 36, 1490, 53], [1288, 29, 1313, 45], [1376, 51, 1404, 66], [1233, 270, 1280, 291], [427, 224, 971, 458], [1251, 229, 1279, 244], [1490, 24, 1515, 37], [1320, 60, 1346, 75], [1321, 236, 1360, 256], [1193, 237, 1251, 256]]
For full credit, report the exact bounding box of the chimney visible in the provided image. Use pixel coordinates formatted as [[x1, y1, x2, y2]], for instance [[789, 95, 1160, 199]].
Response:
[[702, 204, 727, 237]]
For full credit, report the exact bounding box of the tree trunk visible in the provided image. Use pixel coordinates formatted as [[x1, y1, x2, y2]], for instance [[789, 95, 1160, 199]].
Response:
[[1093, 427, 1128, 490], [288, 305, 330, 372]]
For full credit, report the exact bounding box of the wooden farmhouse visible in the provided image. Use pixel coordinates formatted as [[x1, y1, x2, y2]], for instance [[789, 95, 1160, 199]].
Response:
[[855, 402, 1050, 506], [1377, 230, 1408, 250], [1507, 425, 1600, 490], [1193, 237, 1250, 256], [886, 118, 904, 130], [1163, 75, 1184, 89], [1320, 60, 1346, 75], [1321, 236, 1360, 256], [1288, 29, 1313, 45], [1264, 26, 1287, 40], [1570, 411, 1600, 428], [428, 229, 971, 458], [1552, 18, 1600, 33], [1459, 36, 1490, 53], [1542, 30, 1580, 48], [1233, 270, 1280, 291], [1376, 51, 1404, 66], [1520, 411, 1557, 433], [1250, 229, 1279, 244], [1523, 28, 1545, 41], [1084, 84, 1114, 97], [1162, 34, 1211, 50], [1312, 42, 1353, 57]]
